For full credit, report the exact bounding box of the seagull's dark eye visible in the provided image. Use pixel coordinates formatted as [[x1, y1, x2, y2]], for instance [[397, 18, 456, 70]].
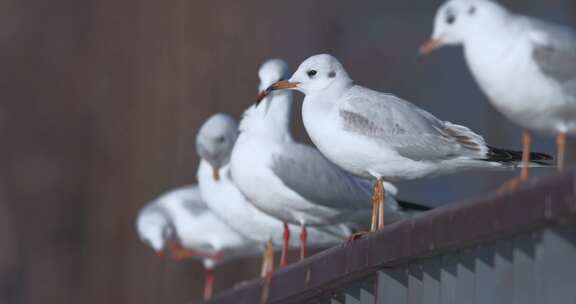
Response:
[[307, 70, 317, 78], [468, 6, 476, 15], [446, 14, 456, 25], [215, 136, 225, 143]]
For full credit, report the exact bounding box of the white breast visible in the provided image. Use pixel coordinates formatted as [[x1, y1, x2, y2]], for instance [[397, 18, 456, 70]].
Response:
[[302, 96, 368, 177], [465, 34, 572, 134], [198, 161, 268, 239], [199, 160, 348, 247], [231, 133, 342, 225], [198, 160, 290, 246]]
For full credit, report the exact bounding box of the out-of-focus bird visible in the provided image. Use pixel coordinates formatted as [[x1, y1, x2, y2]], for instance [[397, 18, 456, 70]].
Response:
[[421, 0, 571, 189], [258, 54, 552, 229], [136, 185, 260, 300], [231, 59, 418, 261], [196, 112, 358, 268]]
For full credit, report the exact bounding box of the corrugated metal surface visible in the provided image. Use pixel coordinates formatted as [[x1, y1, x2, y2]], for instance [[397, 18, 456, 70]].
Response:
[[206, 170, 576, 304], [318, 227, 576, 304]]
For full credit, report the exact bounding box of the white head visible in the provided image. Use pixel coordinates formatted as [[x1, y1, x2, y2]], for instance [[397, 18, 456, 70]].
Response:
[[258, 54, 352, 99], [420, 0, 510, 54], [136, 205, 174, 254], [258, 59, 290, 92], [196, 113, 239, 179], [241, 59, 294, 137]]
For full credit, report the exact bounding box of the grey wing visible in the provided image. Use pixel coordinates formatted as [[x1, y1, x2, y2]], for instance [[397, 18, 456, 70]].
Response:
[[137, 200, 169, 226], [160, 185, 208, 216], [340, 87, 488, 161], [528, 17, 576, 93], [271, 143, 372, 210]]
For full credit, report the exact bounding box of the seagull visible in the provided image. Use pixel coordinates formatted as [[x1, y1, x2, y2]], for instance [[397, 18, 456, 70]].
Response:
[[231, 58, 421, 261], [258, 54, 552, 228], [136, 185, 260, 301], [421, 0, 572, 189], [196, 112, 355, 268]]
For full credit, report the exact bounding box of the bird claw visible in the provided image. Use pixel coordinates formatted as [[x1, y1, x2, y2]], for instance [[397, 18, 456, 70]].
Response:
[[346, 231, 369, 243], [168, 242, 196, 260]]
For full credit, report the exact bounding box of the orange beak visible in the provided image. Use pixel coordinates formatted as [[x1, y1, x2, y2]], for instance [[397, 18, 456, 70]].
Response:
[[256, 80, 300, 104], [156, 250, 165, 258], [419, 39, 443, 55], [212, 165, 220, 181]]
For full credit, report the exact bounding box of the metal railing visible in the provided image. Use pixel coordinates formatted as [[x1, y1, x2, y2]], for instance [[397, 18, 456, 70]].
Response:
[[205, 170, 576, 304]]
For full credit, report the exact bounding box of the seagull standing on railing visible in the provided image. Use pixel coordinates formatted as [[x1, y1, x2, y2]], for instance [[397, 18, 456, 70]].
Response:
[[258, 54, 552, 231], [136, 185, 260, 301], [196, 112, 352, 270], [231, 59, 412, 261], [421, 0, 573, 190]]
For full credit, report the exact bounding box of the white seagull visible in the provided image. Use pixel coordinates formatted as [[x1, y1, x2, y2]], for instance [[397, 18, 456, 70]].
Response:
[[196, 112, 354, 268], [231, 58, 419, 259], [136, 185, 260, 300], [421, 0, 572, 188], [258, 54, 552, 227]]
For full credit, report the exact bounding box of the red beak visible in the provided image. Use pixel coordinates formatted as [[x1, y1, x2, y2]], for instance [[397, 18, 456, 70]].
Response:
[[256, 80, 300, 104], [419, 39, 443, 55]]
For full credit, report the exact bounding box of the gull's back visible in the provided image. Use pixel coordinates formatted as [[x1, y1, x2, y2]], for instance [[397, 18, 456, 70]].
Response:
[[339, 85, 489, 161], [523, 16, 576, 98]]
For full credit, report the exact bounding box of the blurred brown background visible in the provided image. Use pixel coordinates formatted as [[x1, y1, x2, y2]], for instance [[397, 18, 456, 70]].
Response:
[[0, 0, 574, 303]]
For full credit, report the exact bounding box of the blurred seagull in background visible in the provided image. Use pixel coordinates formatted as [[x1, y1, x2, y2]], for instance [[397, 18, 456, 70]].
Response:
[[232, 59, 419, 260], [258, 54, 552, 230], [421, 0, 573, 189], [196, 112, 352, 269], [136, 185, 260, 300]]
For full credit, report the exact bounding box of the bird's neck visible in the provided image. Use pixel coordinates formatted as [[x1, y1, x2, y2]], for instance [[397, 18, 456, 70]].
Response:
[[464, 14, 522, 59], [305, 80, 352, 111], [463, 15, 527, 93], [238, 91, 293, 142], [265, 91, 293, 136]]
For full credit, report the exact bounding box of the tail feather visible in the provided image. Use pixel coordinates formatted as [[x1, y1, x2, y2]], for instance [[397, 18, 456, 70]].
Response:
[[485, 146, 553, 166], [397, 200, 432, 212]]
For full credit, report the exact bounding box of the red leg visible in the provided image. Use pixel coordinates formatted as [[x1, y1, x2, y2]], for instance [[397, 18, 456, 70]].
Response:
[[260, 247, 269, 278], [203, 268, 215, 301], [557, 132, 567, 171], [370, 181, 379, 232], [259, 240, 274, 303], [377, 179, 385, 230], [280, 222, 289, 267], [497, 129, 532, 193], [168, 242, 195, 260], [260, 266, 273, 304], [299, 224, 307, 260], [346, 231, 369, 243], [260, 240, 275, 278], [520, 129, 532, 180], [266, 240, 275, 274]]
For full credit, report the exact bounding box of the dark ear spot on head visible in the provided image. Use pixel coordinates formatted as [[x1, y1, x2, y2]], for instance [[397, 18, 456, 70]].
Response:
[[468, 6, 476, 15], [445, 12, 456, 25], [328, 71, 336, 78]]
